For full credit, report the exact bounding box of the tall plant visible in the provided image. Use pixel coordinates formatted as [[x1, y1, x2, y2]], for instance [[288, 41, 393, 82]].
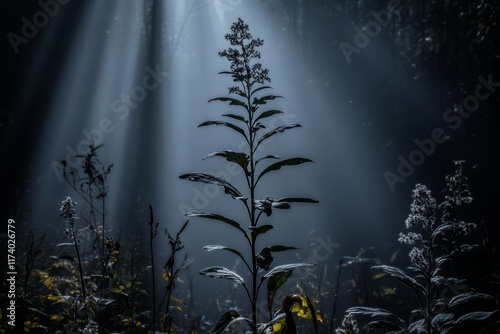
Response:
[[180, 18, 318, 333], [346, 161, 499, 333], [59, 144, 115, 330]]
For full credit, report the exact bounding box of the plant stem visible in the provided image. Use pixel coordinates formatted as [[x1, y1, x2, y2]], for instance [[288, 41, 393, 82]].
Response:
[[330, 259, 343, 333], [426, 214, 434, 334], [71, 221, 86, 304], [149, 206, 157, 334], [164, 264, 175, 333], [246, 74, 259, 333]]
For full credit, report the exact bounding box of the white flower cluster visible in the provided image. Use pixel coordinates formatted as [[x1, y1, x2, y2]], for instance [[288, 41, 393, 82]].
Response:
[[60, 196, 77, 221]]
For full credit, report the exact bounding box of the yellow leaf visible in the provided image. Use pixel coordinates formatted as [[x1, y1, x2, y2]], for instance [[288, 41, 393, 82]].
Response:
[[315, 312, 325, 323], [382, 287, 397, 295], [37, 270, 48, 278], [163, 272, 172, 282], [172, 296, 184, 304], [45, 294, 62, 302], [272, 317, 285, 333], [123, 318, 141, 327], [50, 314, 64, 321], [110, 287, 123, 293], [372, 273, 386, 279], [42, 276, 55, 289], [390, 250, 400, 263], [24, 321, 42, 332], [122, 318, 142, 328], [24, 321, 32, 332], [287, 295, 323, 322]]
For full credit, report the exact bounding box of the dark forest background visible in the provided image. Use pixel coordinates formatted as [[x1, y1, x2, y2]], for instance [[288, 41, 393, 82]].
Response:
[[1, 0, 499, 332]]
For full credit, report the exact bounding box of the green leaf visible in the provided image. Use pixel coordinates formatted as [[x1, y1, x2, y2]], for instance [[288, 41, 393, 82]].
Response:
[[253, 95, 283, 105], [198, 121, 248, 142], [451, 310, 500, 334], [256, 158, 314, 184], [222, 113, 247, 123], [454, 310, 500, 326], [347, 307, 406, 328], [179, 172, 246, 200], [371, 265, 422, 292], [250, 224, 273, 237], [256, 247, 273, 271], [59, 255, 76, 262], [300, 293, 321, 331], [255, 155, 280, 165], [251, 85, 273, 96], [199, 266, 245, 285], [267, 245, 298, 252], [208, 96, 247, 108], [275, 197, 319, 204], [271, 201, 290, 209], [448, 292, 496, 309], [254, 109, 283, 123], [267, 270, 293, 317], [203, 245, 246, 263], [281, 296, 298, 333], [252, 122, 266, 131], [185, 212, 249, 243], [257, 123, 302, 147], [203, 151, 250, 175], [254, 197, 290, 216], [264, 263, 317, 279], [410, 321, 427, 334], [211, 309, 242, 334]]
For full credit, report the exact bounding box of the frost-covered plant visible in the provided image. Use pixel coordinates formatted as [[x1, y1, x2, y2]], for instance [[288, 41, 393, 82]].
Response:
[[60, 196, 87, 303], [347, 161, 499, 333], [159, 218, 190, 333], [60, 145, 114, 309], [57, 146, 121, 330], [180, 18, 318, 333], [336, 313, 360, 334], [60, 144, 113, 262]]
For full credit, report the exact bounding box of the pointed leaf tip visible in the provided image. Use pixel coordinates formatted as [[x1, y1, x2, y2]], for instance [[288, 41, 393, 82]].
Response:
[[202, 151, 250, 175], [208, 96, 247, 108], [199, 266, 245, 285], [256, 158, 314, 184], [185, 211, 250, 243], [257, 124, 302, 147], [198, 121, 248, 141], [179, 172, 245, 199]]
